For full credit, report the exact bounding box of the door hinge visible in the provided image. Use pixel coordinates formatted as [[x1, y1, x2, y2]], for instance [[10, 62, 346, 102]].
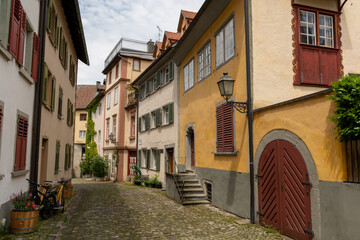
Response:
[[256, 174, 263, 179], [257, 211, 264, 216], [302, 174, 312, 195], [304, 220, 314, 239]]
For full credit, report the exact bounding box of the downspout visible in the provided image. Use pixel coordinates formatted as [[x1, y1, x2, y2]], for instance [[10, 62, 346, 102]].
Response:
[[244, 0, 255, 224], [30, 0, 47, 184], [135, 89, 139, 168]]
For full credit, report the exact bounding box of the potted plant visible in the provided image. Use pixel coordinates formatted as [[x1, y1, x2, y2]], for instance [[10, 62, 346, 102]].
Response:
[[91, 155, 109, 181], [131, 165, 142, 185], [329, 75, 360, 182], [156, 180, 162, 189], [80, 157, 93, 178], [9, 191, 40, 234], [149, 174, 159, 188], [144, 179, 150, 187]]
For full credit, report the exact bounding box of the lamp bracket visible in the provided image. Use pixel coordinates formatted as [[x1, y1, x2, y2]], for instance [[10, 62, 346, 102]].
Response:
[[226, 99, 247, 114]]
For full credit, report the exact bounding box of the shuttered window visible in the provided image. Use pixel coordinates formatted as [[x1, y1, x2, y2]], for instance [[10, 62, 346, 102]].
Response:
[[9, 0, 26, 65], [67, 99, 74, 126], [146, 149, 150, 169], [58, 87, 63, 117], [50, 76, 56, 111], [138, 150, 141, 168], [216, 102, 234, 152], [14, 115, 28, 171], [55, 141, 60, 174], [65, 144, 71, 170], [155, 149, 160, 171], [294, 6, 341, 86], [31, 33, 40, 82], [155, 108, 162, 127]]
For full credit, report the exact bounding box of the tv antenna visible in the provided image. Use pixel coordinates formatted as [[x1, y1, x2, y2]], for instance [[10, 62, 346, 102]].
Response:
[[157, 25, 162, 41]]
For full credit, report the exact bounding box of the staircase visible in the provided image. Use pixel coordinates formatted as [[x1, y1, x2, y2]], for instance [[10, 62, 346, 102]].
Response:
[[174, 170, 209, 205]]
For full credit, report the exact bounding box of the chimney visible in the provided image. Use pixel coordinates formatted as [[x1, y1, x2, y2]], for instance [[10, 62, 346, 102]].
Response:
[[147, 39, 155, 54], [96, 81, 100, 91]]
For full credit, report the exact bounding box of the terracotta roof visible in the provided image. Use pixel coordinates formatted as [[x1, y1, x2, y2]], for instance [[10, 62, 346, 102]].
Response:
[[165, 31, 181, 41], [182, 10, 197, 20], [76, 85, 98, 109], [156, 41, 163, 50]]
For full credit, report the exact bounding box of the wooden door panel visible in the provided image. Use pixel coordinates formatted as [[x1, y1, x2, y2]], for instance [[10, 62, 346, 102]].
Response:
[[300, 48, 320, 84]]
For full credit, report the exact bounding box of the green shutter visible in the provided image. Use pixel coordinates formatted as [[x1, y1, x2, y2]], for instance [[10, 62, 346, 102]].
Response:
[[138, 150, 141, 167], [54, 15, 59, 48], [138, 117, 142, 132], [59, 28, 63, 60], [69, 55, 73, 83], [42, 63, 48, 103], [145, 80, 149, 95], [70, 102, 74, 126], [169, 61, 174, 81], [68, 145, 71, 169], [58, 87, 63, 116], [50, 76, 56, 111], [156, 71, 160, 89], [156, 150, 160, 171], [169, 102, 174, 123], [64, 144, 68, 170], [156, 108, 162, 127], [55, 141, 60, 174], [64, 42, 68, 69], [46, 0, 53, 33], [67, 99, 70, 125], [146, 149, 150, 169], [145, 113, 150, 130]]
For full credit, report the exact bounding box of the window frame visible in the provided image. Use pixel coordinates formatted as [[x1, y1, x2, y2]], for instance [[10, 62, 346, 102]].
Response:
[[112, 114, 117, 140], [184, 58, 195, 92], [215, 15, 235, 69], [107, 92, 111, 109], [197, 40, 211, 83], [79, 113, 87, 121], [133, 59, 140, 71], [79, 130, 86, 138], [292, 4, 342, 86], [114, 87, 118, 105]]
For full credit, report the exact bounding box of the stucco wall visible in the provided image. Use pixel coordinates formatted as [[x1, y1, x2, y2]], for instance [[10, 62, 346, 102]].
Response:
[[179, 0, 248, 173], [138, 64, 179, 184], [254, 94, 346, 182], [38, 0, 78, 182], [93, 97, 105, 156], [0, 0, 39, 223], [74, 110, 87, 144]]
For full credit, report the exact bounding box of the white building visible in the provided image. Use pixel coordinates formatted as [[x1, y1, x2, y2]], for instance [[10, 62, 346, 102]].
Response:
[[0, 0, 40, 225]]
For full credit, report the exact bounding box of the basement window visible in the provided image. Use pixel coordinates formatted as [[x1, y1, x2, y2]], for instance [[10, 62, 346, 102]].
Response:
[[204, 180, 213, 203]]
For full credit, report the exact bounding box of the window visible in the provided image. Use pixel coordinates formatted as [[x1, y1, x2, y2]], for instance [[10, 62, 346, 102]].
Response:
[[151, 111, 156, 129], [107, 92, 111, 109], [69, 55, 76, 86], [42, 63, 56, 111], [58, 87, 63, 118], [163, 106, 169, 124], [216, 102, 234, 152], [58, 27, 68, 69], [198, 42, 211, 82], [98, 130, 101, 144], [67, 99, 74, 127], [215, 18, 235, 67], [112, 115, 117, 139], [139, 84, 145, 100], [80, 113, 87, 121], [293, 6, 341, 85], [79, 130, 86, 138], [106, 118, 110, 140], [46, 1, 60, 48], [114, 87, 118, 105], [133, 59, 140, 71], [8, 0, 26, 65], [130, 115, 135, 138], [23, 20, 34, 76], [163, 102, 174, 125], [14, 114, 28, 171], [111, 154, 116, 174], [151, 149, 161, 171], [108, 71, 112, 84], [0, 0, 11, 49], [55, 141, 60, 174], [163, 61, 174, 84], [184, 59, 194, 92], [98, 103, 102, 115], [115, 64, 119, 78], [148, 78, 153, 94], [64, 144, 71, 170]]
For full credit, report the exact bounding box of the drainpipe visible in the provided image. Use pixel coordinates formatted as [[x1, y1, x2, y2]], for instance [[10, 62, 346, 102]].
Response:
[[244, 0, 255, 224], [30, 0, 47, 185]]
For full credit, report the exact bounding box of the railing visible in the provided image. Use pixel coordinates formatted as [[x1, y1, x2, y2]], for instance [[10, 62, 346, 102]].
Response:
[[173, 161, 185, 204]]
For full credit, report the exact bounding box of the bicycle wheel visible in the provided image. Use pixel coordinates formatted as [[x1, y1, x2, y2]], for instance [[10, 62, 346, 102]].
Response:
[[40, 193, 56, 219]]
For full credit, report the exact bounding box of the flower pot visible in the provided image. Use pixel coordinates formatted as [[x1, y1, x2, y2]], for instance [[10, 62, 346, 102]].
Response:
[[63, 186, 73, 198], [95, 177, 104, 182], [156, 183, 162, 189], [151, 183, 156, 188], [131, 177, 135, 185], [10, 210, 39, 234]]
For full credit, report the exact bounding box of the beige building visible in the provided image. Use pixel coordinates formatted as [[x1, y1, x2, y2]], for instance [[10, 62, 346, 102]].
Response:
[[102, 38, 153, 182], [73, 85, 98, 177], [38, 0, 89, 183]]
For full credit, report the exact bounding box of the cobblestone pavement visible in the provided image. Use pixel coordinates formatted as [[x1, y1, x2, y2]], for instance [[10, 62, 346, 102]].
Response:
[[1, 178, 283, 240]]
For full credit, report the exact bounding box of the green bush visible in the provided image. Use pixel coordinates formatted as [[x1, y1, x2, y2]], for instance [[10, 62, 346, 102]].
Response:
[[91, 155, 109, 178], [329, 74, 360, 141], [80, 157, 93, 175]]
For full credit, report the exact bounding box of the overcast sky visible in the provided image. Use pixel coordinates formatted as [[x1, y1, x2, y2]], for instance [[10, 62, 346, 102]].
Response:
[[77, 0, 205, 85]]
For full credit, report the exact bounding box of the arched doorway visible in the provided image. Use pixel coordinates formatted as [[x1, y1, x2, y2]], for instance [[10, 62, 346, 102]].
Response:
[[185, 126, 195, 170], [258, 139, 312, 240]]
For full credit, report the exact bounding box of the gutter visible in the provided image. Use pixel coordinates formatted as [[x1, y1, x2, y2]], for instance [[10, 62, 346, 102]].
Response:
[[30, 0, 47, 184], [244, 0, 255, 224]]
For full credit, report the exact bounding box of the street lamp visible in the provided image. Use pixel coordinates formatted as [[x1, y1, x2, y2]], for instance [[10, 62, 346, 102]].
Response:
[[217, 72, 248, 113]]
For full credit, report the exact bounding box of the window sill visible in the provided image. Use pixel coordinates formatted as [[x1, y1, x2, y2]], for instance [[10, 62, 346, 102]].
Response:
[[58, 114, 63, 120], [184, 85, 195, 94], [215, 54, 235, 71], [129, 136, 135, 140], [0, 43, 12, 61], [214, 151, 238, 156], [19, 67, 34, 85], [299, 43, 339, 52], [11, 170, 29, 177]]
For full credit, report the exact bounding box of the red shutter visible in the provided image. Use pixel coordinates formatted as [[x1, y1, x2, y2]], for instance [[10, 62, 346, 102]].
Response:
[[216, 104, 224, 152], [299, 48, 320, 85], [320, 50, 339, 85], [17, 9, 26, 65], [8, 0, 22, 59], [14, 115, 28, 171], [31, 33, 40, 82]]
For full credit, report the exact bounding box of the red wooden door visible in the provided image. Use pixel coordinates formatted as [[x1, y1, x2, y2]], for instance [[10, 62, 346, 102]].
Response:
[[258, 140, 312, 240]]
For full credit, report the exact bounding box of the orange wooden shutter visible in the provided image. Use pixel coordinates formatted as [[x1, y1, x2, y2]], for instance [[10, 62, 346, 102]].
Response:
[[9, 0, 22, 59], [15, 115, 28, 171], [216, 104, 224, 152], [31, 33, 40, 81], [216, 103, 234, 152]]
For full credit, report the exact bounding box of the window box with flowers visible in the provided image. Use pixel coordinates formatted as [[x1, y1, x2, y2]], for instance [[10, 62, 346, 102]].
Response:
[[9, 191, 40, 234]]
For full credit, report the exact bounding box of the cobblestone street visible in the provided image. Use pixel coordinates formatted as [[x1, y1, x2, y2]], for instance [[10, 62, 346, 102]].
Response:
[[2, 179, 283, 240]]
